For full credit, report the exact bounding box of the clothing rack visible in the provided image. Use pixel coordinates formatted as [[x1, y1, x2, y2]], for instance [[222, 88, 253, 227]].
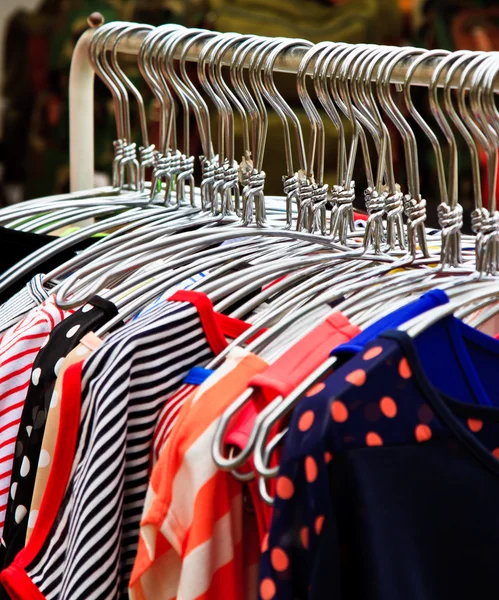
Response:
[[69, 17, 499, 192]]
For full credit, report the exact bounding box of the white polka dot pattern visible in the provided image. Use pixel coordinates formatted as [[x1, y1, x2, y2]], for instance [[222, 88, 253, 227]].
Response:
[[66, 325, 81, 339], [38, 450, 50, 469], [20, 457, 30, 478], [31, 368, 41, 386], [14, 505, 27, 524], [54, 357, 64, 377]]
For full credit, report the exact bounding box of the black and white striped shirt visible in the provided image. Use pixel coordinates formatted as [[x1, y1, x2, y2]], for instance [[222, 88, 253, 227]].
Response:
[[20, 292, 238, 599]]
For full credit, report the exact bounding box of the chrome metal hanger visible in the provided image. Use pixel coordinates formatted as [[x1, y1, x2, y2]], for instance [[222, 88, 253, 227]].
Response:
[[469, 55, 499, 275], [313, 43, 347, 189], [400, 282, 499, 339], [442, 51, 486, 251], [297, 43, 330, 235], [212, 258, 430, 480], [91, 22, 141, 190], [377, 47, 430, 257], [404, 49, 464, 268]]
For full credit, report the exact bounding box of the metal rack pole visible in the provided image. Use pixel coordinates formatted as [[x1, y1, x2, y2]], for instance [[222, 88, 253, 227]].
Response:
[[69, 21, 499, 191]]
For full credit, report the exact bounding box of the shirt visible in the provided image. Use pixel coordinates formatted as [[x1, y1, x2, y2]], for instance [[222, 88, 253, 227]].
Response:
[[151, 382, 197, 466], [25, 334, 102, 545], [259, 331, 499, 600], [0, 296, 74, 536], [334, 289, 449, 356], [0, 296, 118, 581], [150, 291, 266, 466], [0, 360, 85, 600], [0, 230, 54, 276], [130, 348, 268, 600], [338, 289, 499, 409], [4, 290, 254, 600]]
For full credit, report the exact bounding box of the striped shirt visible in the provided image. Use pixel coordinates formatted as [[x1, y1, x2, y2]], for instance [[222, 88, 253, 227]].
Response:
[[8, 291, 253, 599], [130, 348, 268, 600], [0, 296, 74, 536], [0, 297, 118, 585], [151, 382, 197, 466]]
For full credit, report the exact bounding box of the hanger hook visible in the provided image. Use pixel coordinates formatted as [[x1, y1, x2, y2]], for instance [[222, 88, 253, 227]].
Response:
[[91, 22, 140, 189], [313, 43, 347, 186], [90, 23, 129, 141], [179, 30, 218, 160], [404, 50, 452, 207], [110, 24, 154, 149], [138, 25, 184, 156]]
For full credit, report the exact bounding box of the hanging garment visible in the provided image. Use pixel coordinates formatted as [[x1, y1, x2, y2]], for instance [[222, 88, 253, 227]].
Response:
[[335, 293, 499, 408], [0, 296, 119, 583], [24, 333, 102, 545], [130, 311, 362, 600], [333, 289, 449, 357], [0, 359, 85, 600], [151, 379, 202, 466], [259, 331, 499, 600], [0, 296, 75, 537], [0, 291, 258, 600], [130, 347, 268, 600], [0, 230, 57, 274], [148, 306, 355, 468]]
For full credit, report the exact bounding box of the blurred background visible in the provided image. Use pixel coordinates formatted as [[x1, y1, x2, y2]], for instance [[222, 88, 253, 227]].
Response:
[[0, 0, 497, 224]]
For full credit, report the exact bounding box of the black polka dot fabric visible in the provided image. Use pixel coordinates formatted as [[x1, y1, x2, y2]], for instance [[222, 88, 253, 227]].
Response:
[[0, 296, 118, 585]]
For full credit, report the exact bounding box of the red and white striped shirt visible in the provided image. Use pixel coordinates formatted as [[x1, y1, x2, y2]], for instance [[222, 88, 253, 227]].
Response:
[[0, 295, 73, 536], [130, 348, 268, 600]]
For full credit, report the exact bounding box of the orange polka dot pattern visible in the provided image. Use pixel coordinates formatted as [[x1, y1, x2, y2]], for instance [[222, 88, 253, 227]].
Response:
[[380, 396, 397, 418], [366, 432, 383, 446], [298, 410, 315, 431], [331, 400, 348, 423], [260, 578, 276, 600], [415, 424, 432, 443], [300, 527, 309, 549], [363, 346, 383, 360], [305, 456, 318, 482], [345, 368, 367, 386], [468, 418, 483, 432], [315, 515, 325, 535], [259, 339, 499, 600], [271, 548, 289, 572], [306, 382, 326, 397], [276, 476, 294, 500], [398, 357, 412, 379]]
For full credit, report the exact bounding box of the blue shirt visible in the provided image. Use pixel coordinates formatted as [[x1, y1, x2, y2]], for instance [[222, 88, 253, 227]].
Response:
[[338, 289, 499, 407]]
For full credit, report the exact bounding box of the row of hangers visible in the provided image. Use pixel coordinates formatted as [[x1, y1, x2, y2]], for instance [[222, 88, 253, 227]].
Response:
[[2, 21, 499, 502]]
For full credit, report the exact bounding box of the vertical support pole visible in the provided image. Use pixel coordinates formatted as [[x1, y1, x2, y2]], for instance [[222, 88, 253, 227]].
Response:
[[69, 14, 103, 191]]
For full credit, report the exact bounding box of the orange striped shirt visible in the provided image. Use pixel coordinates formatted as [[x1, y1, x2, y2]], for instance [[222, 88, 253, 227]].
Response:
[[130, 348, 268, 600]]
